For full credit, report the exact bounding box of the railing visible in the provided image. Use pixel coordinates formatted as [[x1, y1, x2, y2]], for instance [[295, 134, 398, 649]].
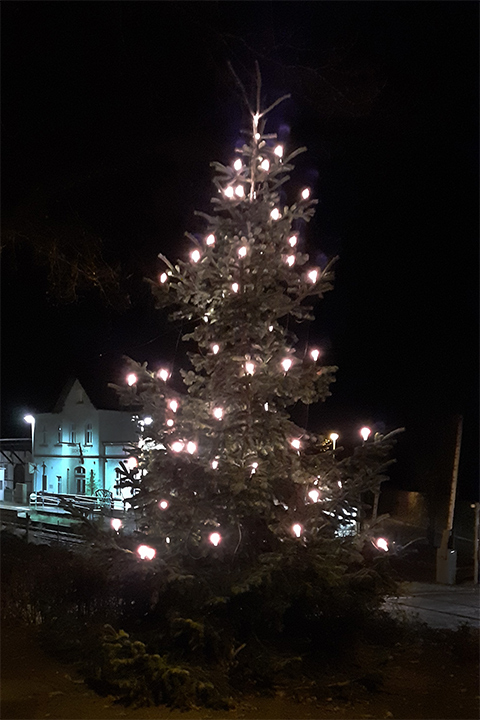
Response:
[[29, 491, 125, 513]]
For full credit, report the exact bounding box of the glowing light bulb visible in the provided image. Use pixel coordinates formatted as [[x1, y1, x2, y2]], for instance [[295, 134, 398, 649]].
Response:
[[270, 208, 281, 220], [212, 344, 220, 355], [143, 416, 153, 425], [338, 480, 343, 488], [160, 272, 168, 284], [307, 269, 319, 283], [374, 537, 389, 552], [165, 537, 171, 544], [126, 457, 138, 469], [288, 235, 298, 247], [329, 433, 339, 450], [206, 234, 216, 246], [126, 373, 137, 386], [281, 358, 292, 372], [111, 518, 122, 532], [171, 441, 184, 453], [235, 184, 245, 198], [209, 532, 221, 547], [301, 187, 311, 200], [290, 438, 301, 450], [224, 186, 234, 198], [274, 145, 283, 158], [245, 361, 255, 375], [251, 462, 258, 474], [292, 523, 303, 538], [190, 249, 201, 263], [137, 545, 156, 560], [168, 400, 178, 412], [213, 407, 224, 420], [255, 132, 261, 141], [308, 489, 320, 503], [159, 500, 169, 510], [264, 402, 269, 411], [211, 459, 219, 470], [233, 158, 243, 171], [310, 349, 320, 362], [260, 158, 270, 171], [268, 325, 274, 332], [238, 246, 247, 258], [186, 441, 197, 454], [360, 427, 371, 442], [166, 419, 174, 427], [158, 368, 170, 382], [286, 255, 295, 267], [231, 282, 239, 293]]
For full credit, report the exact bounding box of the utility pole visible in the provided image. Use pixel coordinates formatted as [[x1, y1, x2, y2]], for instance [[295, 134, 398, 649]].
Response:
[[436, 416, 463, 584]]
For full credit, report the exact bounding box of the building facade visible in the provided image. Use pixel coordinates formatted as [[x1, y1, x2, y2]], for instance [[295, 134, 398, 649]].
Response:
[[0, 439, 33, 502], [30, 379, 139, 501]]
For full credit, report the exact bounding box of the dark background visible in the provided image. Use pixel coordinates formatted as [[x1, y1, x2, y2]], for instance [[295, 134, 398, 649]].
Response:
[[2, 2, 478, 499]]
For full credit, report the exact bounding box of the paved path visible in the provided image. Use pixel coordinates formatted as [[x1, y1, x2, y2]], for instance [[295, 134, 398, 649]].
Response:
[[384, 581, 479, 629]]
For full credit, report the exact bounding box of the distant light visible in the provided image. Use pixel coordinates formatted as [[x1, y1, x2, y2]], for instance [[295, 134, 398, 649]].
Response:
[[281, 358, 293, 372], [307, 269, 318, 283], [264, 402, 269, 411], [126, 457, 138, 469], [270, 208, 281, 220], [213, 407, 224, 420], [233, 158, 243, 171], [24, 414, 35, 425], [211, 459, 219, 470], [126, 373, 137, 386], [206, 234, 216, 246], [286, 255, 295, 267], [171, 441, 184, 453], [158, 368, 170, 382], [212, 343, 220, 355], [338, 480, 342, 488], [260, 158, 270, 171], [159, 500, 169, 510], [238, 246, 247, 258], [166, 419, 174, 427], [374, 537, 389, 552], [224, 186, 234, 198], [290, 438, 301, 450], [274, 145, 283, 158], [160, 272, 168, 284], [137, 545, 156, 560], [288, 235, 298, 247], [209, 532, 221, 547], [301, 188, 311, 200], [190, 249, 201, 263], [310, 349, 320, 362], [168, 400, 178, 412], [360, 427, 371, 442], [292, 523, 303, 538], [165, 536, 171, 544], [308, 489, 320, 503], [234, 185, 245, 198], [231, 282, 239, 293], [186, 441, 197, 454], [111, 518, 122, 532], [245, 361, 255, 375]]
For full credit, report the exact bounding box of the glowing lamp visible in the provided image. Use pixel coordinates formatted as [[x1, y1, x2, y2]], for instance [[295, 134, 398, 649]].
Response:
[[374, 537, 389, 552], [286, 255, 295, 267], [270, 208, 281, 220], [238, 246, 247, 258], [260, 158, 270, 171], [292, 523, 303, 538], [245, 361, 255, 376], [360, 427, 371, 442], [137, 545, 156, 560], [206, 234, 216, 246], [290, 438, 301, 450], [171, 441, 184, 453], [160, 272, 168, 284], [231, 282, 239, 293], [233, 158, 243, 171], [254, 132, 261, 141], [211, 459, 219, 470], [224, 186, 234, 198], [301, 188, 311, 200], [212, 344, 220, 355], [168, 400, 178, 412], [126, 373, 137, 386], [288, 235, 298, 247], [126, 457, 138, 469], [159, 500, 169, 510], [111, 518, 122, 532], [307, 269, 319, 284], [234, 185, 245, 198], [166, 419, 174, 427], [190, 249, 201, 263], [281, 358, 292, 372], [213, 407, 224, 420], [329, 432, 339, 451], [338, 480, 343, 488], [143, 416, 153, 425], [209, 532, 221, 547], [308, 489, 320, 503], [24, 414, 35, 425], [264, 402, 269, 411], [158, 368, 170, 382], [310, 349, 320, 362], [186, 441, 197, 454], [268, 325, 274, 332], [274, 145, 283, 158]]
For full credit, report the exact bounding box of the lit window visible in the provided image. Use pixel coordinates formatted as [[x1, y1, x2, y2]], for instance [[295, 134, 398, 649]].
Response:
[[85, 423, 93, 445], [70, 425, 76, 444]]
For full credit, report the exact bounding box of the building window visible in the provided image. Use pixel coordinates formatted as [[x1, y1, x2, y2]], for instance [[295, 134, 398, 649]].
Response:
[[74, 466, 86, 494], [57, 426, 62, 444], [39, 425, 47, 446], [70, 425, 76, 444], [85, 423, 93, 445]]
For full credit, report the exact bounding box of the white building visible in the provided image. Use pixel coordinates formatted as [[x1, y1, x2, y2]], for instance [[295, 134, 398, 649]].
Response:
[[0, 438, 33, 502], [29, 378, 139, 501]]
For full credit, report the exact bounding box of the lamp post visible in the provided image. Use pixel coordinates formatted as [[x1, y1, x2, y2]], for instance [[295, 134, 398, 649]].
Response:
[[24, 415, 36, 497]]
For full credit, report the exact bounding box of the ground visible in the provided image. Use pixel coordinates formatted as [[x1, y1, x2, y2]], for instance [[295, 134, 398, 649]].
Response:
[[1, 618, 478, 720]]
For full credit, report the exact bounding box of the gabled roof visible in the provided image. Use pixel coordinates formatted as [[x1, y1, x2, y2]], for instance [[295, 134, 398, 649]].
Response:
[[51, 376, 122, 413]]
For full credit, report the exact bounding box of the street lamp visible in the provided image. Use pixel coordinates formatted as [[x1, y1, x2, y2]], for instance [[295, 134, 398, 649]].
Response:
[[329, 432, 339, 451]]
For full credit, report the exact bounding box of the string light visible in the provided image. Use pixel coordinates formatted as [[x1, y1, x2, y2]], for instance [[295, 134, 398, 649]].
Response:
[[308, 489, 320, 503], [168, 400, 178, 412], [288, 235, 298, 247], [209, 532, 221, 547], [235, 185, 245, 198], [231, 282, 239, 293], [264, 402, 269, 411], [292, 523, 303, 538], [126, 457, 138, 469], [137, 545, 156, 560], [286, 255, 295, 267], [254, 132, 261, 141], [211, 343, 220, 355], [166, 419, 174, 427], [245, 361, 255, 375], [281, 358, 293, 372], [268, 325, 274, 332], [111, 518, 122, 532], [301, 188, 311, 200], [143, 416, 153, 425], [270, 208, 281, 220], [190, 249, 201, 263], [206, 234, 215, 246], [274, 145, 284, 158], [260, 158, 270, 171], [310, 349, 320, 362], [211, 459, 219, 470], [160, 272, 168, 284], [212, 407, 224, 420], [126, 373, 137, 386], [158, 368, 170, 382], [307, 269, 319, 283], [186, 441, 197, 454], [171, 441, 184, 453], [374, 537, 389, 552], [251, 462, 258, 474], [224, 186, 234, 198], [290, 438, 301, 450], [329, 433, 339, 451], [159, 500, 169, 510], [360, 427, 371, 442], [233, 158, 243, 171], [238, 246, 247, 258]]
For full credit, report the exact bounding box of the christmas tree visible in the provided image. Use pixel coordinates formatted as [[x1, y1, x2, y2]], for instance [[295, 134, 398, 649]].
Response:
[[111, 75, 400, 568]]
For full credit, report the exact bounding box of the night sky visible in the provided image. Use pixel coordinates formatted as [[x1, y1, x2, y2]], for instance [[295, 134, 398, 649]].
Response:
[[2, 2, 478, 500]]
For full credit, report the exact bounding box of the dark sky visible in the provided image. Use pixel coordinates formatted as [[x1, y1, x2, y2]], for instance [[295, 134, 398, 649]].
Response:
[[2, 2, 478, 499]]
